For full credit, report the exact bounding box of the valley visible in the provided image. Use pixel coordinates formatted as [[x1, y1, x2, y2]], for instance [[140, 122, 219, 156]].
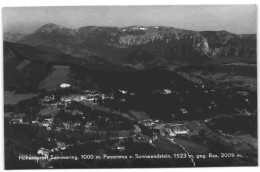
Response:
[[4, 61, 257, 168], [3, 23, 257, 169]]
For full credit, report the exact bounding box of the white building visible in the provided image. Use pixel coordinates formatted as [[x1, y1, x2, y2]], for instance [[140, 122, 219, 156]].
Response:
[[37, 148, 50, 156], [163, 89, 172, 94], [119, 89, 128, 94]]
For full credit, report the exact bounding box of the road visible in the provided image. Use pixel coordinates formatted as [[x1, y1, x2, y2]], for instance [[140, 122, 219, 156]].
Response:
[[167, 137, 196, 167]]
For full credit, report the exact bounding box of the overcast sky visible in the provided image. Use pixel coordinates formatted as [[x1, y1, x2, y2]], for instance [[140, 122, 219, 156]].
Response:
[[2, 5, 257, 34]]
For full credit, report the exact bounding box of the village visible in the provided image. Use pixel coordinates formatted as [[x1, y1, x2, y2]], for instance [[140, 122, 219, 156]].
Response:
[[9, 79, 252, 138], [7, 85, 195, 167], [5, 79, 256, 169], [137, 119, 190, 143]]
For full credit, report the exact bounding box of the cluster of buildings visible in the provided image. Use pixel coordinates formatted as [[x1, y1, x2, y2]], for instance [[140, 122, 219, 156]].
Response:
[[32, 118, 53, 130], [60, 92, 114, 104], [60, 94, 95, 103], [42, 90, 115, 107], [236, 90, 249, 96], [163, 89, 172, 95], [9, 116, 54, 131], [37, 140, 70, 157], [33, 116, 93, 132], [133, 135, 150, 143], [9, 117, 28, 125], [111, 142, 126, 151], [43, 95, 55, 102], [180, 108, 188, 114], [64, 109, 83, 116], [138, 119, 189, 139], [118, 89, 135, 96], [62, 121, 81, 130], [160, 124, 190, 137], [9, 108, 97, 132]]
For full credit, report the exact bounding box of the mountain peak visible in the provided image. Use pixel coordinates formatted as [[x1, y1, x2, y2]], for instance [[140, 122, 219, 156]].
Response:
[[35, 23, 67, 33], [15, 23, 256, 67]]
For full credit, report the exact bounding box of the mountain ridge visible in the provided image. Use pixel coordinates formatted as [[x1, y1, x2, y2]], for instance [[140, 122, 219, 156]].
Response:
[[4, 23, 256, 68]]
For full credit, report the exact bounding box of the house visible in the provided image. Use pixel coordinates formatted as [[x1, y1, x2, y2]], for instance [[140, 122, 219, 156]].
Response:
[[41, 123, 51, 130], [111, 145, 125, 151], [55, 127, 63, 132], [41, 122, 50, 127], [117, 146, 126, 151], [57, 141, 66, 149], [85, 97, 95, 101], [61, 97, 71, 102], [119, 89, 128, 94], [32, 120, 40, 125], [45, 118, 54, 123], [37, 148, 50, 156], [120, 99, 126, 102], [237, 91, 249, 96], [180, 108, 188, 114], [63, 122, 70, 129], [10, 118, 24, 124], [171, 125, 189, 136], [163, 89, 172, 95], [73, 95, 85, 101], [204, 119, 211, 123], [106, 94, 115, 100], [43, 96, 53, 102], [159, 128, 168, 136], [111, 143, 126, 151], [139, 119, 155, 127], [86, 122, 93, 126], [152, 133, 158, 140], [129, 92, 135, 96], [133, 135, 147, 142], [72, 110, 83, 116], [71, 122, 81, 128]]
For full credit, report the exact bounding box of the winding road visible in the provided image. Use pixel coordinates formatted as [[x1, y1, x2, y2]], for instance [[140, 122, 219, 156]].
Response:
[[167, 137, 196, 167]]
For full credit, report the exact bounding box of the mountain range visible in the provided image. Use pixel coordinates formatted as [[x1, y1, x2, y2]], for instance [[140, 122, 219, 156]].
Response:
[[4, 23, 257, 69]]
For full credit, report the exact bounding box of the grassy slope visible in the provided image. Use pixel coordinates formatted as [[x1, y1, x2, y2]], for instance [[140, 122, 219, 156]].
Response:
[[4, 91, 38, 105], [39, 65, 71, 90]]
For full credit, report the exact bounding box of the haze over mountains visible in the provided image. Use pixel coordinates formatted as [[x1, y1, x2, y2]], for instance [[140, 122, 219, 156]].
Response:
[[4, 23, 256, 69]]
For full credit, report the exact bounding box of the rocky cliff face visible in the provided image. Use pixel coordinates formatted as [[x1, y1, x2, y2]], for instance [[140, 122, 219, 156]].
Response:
[[4, 23, 256, 68]]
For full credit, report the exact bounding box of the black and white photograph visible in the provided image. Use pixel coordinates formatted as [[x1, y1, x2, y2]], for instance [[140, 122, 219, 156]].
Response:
[[2, 4, 258, 169]]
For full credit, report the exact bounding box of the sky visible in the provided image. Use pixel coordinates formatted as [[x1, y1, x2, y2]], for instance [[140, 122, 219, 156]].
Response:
[[2, 5, 257, 34]]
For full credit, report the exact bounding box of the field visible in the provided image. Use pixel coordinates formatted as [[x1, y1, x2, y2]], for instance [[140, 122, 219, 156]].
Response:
[[4, 91, 38, 105], [129, 110, 150, 121], [38, 106, 60, 117], [39, 65, 71, 90], [173, 137, 209, 154]]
